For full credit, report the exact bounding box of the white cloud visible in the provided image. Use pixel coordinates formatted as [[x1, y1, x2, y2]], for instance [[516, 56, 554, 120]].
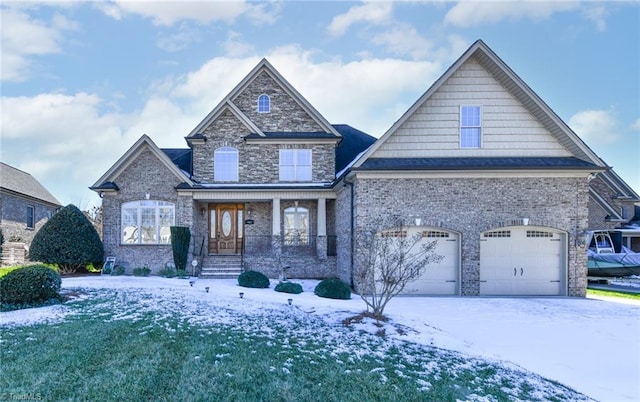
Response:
[[99, 0, 277, 27], [444, 1, 579, 27], [631, 118, 640, 131], [568, 109, 619, 145], [0, 6, 74, 81], [371, 23, 433, 60], [156, 23, 200, 52], [222, 31, 255, 58], [327, 2, 393, 37], [582, 4, 608, 32]]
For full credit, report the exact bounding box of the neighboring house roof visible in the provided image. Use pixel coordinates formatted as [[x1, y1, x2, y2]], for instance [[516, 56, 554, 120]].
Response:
[[589, 188, 625, 222], [357, 157, 599, 171], [351, 39, 607, 171], [0, 162, 61, 206], [90, 135, 194, 191], [596, 169, 640, 202], [186, 59, 341, 139]]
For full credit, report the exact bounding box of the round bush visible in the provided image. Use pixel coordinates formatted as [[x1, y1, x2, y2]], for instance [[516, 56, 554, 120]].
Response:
[[0, 265, 61, 304], [314, 278, 351, 300], [238, 270, 270, 288], [274, 281, 303, 294]]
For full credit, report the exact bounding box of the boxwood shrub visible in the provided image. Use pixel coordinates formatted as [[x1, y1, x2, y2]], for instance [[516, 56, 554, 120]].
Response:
[[0, 265, 61, 304], [274, 281, 303, 294], [314, 278, 351, 300], [238, 270, 270, 288]]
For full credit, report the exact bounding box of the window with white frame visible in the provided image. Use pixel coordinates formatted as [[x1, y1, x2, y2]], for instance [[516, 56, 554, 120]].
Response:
[[258, 94, 270, 113], [26, 205, 35, 229], [284, 206, 309, 245], [279, 149, 312, 181], [121, 200, 175, 244], [460, 105, 481, 148], [214, 147, 239, 182]]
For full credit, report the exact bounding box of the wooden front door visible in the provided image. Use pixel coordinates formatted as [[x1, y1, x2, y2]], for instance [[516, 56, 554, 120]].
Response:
[[208, 204, 243, 254]]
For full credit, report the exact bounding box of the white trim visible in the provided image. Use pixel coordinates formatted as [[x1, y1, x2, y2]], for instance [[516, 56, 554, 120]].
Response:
[[188, 190, 337, 201]]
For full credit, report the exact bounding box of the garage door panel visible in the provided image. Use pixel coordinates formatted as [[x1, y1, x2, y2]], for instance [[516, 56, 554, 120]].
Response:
[[480, 227, 566, 296], [401, 228, 459, 295]]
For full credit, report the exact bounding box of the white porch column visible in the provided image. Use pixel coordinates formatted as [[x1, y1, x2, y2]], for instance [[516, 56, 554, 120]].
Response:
[[272, 198, 281, 235], [317, 198, 326, 236], [316, 198, 327, 260]]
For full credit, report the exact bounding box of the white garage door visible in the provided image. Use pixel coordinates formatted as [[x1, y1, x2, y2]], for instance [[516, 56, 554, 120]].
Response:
[[402, 228, 460, 295], [480, 226, 566, 296]]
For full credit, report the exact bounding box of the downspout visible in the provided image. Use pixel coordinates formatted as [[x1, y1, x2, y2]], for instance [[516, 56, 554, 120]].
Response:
[[343, 173, 356, 287]]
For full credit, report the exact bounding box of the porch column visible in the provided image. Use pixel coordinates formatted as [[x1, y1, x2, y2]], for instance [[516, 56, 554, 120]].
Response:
[[272, 198, 281, 256], [316, 198, 327, 259]]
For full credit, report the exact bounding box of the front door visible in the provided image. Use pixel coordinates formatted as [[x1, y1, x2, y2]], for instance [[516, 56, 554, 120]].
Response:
[[208, 204, 243, 254]]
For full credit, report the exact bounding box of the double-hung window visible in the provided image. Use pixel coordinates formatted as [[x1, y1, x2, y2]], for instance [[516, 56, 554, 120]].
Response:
[[26, 205, 35, 229], [279, 149, 312, 181], [460, 105, 482, 148], [284, 206, 309, 246], [121, 200, 175, 244], [214, 147, 239, 182]]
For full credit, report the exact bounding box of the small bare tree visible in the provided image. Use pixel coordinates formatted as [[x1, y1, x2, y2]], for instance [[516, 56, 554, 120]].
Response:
[[353, 217, 443, 320]]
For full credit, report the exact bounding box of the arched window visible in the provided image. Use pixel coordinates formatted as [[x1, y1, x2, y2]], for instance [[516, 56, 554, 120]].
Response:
[[121, 200, 175, 244], [214, 147, 238, 181], [258, 94, 270, 113], [284, 206, 309, 245]]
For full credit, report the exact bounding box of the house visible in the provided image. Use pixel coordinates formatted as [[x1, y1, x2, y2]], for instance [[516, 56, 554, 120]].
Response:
[[0, 162, 62, 264], [91, 59, 376, 279], [92, 40, 637, 297]]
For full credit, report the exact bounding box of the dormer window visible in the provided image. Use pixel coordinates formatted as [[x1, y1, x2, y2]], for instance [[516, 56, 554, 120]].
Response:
[[258, 94, 270, 113], [460, 105, 481, 148]]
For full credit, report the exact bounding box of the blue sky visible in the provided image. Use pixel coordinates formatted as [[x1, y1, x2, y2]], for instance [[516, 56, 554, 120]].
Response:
[[1, 1, 638, 208]]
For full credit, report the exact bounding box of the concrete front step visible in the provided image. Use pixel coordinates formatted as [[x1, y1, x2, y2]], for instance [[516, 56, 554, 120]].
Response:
[[199, 254, 243, 278]]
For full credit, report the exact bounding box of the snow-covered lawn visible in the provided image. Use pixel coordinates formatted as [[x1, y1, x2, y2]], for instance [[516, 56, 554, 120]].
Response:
[[2, 276, 639, 401]]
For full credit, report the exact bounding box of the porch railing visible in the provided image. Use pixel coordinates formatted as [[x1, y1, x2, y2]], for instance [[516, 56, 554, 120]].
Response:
[[243, 235, 337, 257]]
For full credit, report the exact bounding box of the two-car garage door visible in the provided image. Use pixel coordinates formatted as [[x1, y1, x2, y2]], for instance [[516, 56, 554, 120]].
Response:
[[479, 226, 566, 296]]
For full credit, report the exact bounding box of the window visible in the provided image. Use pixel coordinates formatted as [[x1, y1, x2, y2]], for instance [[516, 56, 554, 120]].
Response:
[[121, 201, 175, 244], [460, 105, 481, 148], [484, 230, 511, 238], [279, 149, 312, 181], [284, 206, 309, 245], [214, 147, 239, 181], [258, 94, 270, 113], [26, 205, 35, 229]]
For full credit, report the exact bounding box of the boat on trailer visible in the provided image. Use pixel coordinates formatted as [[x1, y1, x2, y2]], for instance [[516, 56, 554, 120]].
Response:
[[587, 230, 640, 277]]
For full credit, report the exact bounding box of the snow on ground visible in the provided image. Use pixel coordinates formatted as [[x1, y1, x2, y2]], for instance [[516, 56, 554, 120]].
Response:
[[1, 275, 639, 402]]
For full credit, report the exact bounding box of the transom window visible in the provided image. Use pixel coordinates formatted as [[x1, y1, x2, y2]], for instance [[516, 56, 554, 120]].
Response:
[[258, 94, 270, 113], [460, 105, 481, 148], [484, 230, 511, 238], [279, 149, 312, 181], [121, 200, 175, 244], [284, 206, 309, 245], [214, 147, 239, 182]]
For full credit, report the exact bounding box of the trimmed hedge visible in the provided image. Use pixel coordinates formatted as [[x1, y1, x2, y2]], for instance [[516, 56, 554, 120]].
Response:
[[274, 281, 303, 294], [0, 265, 61, 304], [238, 270, 270, 289], [314, 278, 351, 300]]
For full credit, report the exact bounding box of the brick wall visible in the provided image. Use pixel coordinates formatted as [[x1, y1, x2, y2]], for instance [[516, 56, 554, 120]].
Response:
[[0, 191, 58, 251], [352, 176, 590, 296]]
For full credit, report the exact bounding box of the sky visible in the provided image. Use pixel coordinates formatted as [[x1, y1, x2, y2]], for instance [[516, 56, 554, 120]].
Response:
[[3, 276, 640, 401], [1, 0, 639, 209]]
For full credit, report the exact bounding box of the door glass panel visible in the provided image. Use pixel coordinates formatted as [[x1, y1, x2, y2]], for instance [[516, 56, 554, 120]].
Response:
[[237, 210, 243, 238], [222, 210, 232, 237], [210, 210, 216, 238]]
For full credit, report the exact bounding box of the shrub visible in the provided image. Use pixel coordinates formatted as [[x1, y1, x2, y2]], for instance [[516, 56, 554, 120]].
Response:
[[0, 265, 61, 304], [170, 226, 191, 272], [29, 204, 104, 274], [111, 265, 125, 276], [314, 278, 351, 300], [158, 267, 176, 278], [238, 270, 270, 288], [132, 267, 151, 277], [176, 269, 188, 279], [274, 281, 303, 294]]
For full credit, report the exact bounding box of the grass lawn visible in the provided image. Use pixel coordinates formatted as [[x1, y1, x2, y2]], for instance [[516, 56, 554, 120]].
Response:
[[587, 288, 640, 300], [0, 288, 587, 402]]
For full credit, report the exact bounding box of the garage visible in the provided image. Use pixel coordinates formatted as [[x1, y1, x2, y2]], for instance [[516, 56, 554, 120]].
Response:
[[401, 227, 460, 295], [480, 226, 566, 296]]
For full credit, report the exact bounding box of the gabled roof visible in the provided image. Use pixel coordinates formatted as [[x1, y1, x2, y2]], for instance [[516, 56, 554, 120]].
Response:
[[90, 135, 193, 191], [597, 169, 640, 202], [0, 162, 61, 206], [352, 39, 606, 170], [589, 188, 625, 222], [186, 58, 341, 139], [333, 124, 376, 173]]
